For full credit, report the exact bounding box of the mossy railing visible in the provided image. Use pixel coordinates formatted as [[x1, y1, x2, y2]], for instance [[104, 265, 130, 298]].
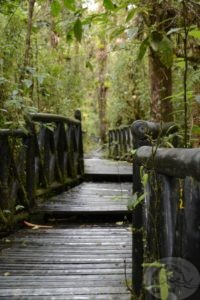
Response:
[[108, 120, 178, 160], [0, 110, 84, 232], [108, 125, 133, 160], [132, 146, 200, 298]]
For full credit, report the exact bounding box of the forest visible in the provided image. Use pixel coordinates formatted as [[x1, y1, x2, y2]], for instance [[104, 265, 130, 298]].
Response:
[[0, 0, 200, 149]]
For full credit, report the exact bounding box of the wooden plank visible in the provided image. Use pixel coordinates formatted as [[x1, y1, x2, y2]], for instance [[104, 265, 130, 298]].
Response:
[[0, 287, 130, 296], [0, 295, 130, 300], [0, 225, 132, 299], [84, 159, 132, 175], [0, 153, 133, 299], [84, 158, 132, 181], [0, 263, 131, 275], [0, 274, 129, 282], [36, 182, 132, 215]]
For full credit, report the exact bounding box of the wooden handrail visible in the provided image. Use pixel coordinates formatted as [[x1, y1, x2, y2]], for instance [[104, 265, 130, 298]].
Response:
[[28, 112, 80, 125], [108, 120, 179, 160], [0, 129, 27, 137], [0, 110, 84, 230], [131, 120, 178, 139], [136, 146, 200, 179], [132, 145, 200, 298]]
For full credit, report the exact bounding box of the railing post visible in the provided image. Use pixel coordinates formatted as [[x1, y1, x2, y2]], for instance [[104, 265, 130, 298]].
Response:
[[25, 121, 35, 207], [74, 109, 84, 175], [0, 136, 11, 210], [183, 177, 200, 271], [108, 130, 113, 158], [131, 120, 179, 298]]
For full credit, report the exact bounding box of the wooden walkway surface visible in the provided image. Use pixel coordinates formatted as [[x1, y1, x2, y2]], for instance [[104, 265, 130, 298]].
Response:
[[0, 159, 133, 299], [84, 158, 133, 181], [37, 182, 132, 216]]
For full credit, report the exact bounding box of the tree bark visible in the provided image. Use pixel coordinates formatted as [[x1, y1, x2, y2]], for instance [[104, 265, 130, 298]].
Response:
[[145, 0, 174, 122], [149, 49, 173, 122], [20, 0, 36, 83], [192, 83, 200, 147], [97, 44, 108, 144]]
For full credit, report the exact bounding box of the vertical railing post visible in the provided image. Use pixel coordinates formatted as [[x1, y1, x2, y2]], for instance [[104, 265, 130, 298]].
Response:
[[25, 121, 35, 207], [132, 134, 145, 297], [74, 109, 84, 175], [108, 130, 113, 158], [0, 136, 11, 210], [183, 177, 200, 271]]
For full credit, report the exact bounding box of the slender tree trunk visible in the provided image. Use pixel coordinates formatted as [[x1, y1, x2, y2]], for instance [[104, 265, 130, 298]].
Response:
[[97, 44, 108, 144], [20, 0, 36, 83], [35, 38, 40, 110], [145, 0, 174, 122], [192, 83, 200, 147], [149, 49, 173, 122]]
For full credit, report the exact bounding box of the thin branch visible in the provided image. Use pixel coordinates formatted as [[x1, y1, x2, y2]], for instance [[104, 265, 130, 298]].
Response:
[[183, 1, 189, 147], [124, 259, 133, 294]]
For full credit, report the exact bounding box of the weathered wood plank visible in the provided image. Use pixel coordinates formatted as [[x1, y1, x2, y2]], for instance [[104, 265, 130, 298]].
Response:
[[0, 287, 130, 296], [36, 182, 132, 215], [0, 155, 133, 299], [1, 295, 130, 300], [0, 225, 132, 299], [84, 158, 132, 181], [0, 264, 131, 276], [84, 159, 132, 175]]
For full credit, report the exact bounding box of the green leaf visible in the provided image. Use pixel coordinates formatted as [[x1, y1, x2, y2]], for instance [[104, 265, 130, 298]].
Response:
[[51, 0, 61, 17], [175, 58, 185, 69], [137, 37, 149, 61], [192, 125, 200, 134], [130, 149, 137, 156], [36, 74, 45, 85], [103, 0, 115, 10], [157, 36, 173, 68], [3, 210, 12, 215], [63, 0, 75, 11], [15, 205, 25, 212], [0, 76, 8, 85], [128, 192, 147, 210], [142, 173, 148, 188], [126, 27, 138, 39], [167, 27, 181, 35], [74, 18, 82, 42], [86, 61, 93, 71], [126, 8, 136, 22], [22, 79, 33, 88], [189, 29, 200, 39], [116, 221, 123, 225], [110, 26, 125, 40], [159, 268, 169, 300]]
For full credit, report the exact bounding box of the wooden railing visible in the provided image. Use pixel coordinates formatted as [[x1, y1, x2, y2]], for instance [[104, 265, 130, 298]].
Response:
[[132, 146, 200, 298], [108, 120, 178, 160], [0, 110, 84, 229], [108, 125, 133, 160]]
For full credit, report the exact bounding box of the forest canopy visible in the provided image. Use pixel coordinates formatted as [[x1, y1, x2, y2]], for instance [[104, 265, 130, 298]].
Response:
[[0, 0, 200, 147]]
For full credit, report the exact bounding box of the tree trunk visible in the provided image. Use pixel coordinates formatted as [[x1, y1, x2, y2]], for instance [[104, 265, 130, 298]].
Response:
[[192, 83, 200, 147], [20, 0, 36, 83], [97, 44, 108, 144], [149, 49, 173, 122]]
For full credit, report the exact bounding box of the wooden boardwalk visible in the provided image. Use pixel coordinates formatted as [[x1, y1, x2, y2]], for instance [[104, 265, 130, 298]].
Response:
[[36, 182, 132, 216], [0, 159, 133, 299], [84, 158, 132, 181]]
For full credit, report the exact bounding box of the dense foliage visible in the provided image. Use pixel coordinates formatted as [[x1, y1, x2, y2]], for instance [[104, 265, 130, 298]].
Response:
[[0, 0, 199, 146]]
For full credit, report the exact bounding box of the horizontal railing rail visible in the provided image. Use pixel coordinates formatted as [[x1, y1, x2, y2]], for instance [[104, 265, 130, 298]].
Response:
[[0, 110, 84, 230], [108, 125, 133, 160], [132, 145, 200, 298], [108, 120, 179, 160]]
